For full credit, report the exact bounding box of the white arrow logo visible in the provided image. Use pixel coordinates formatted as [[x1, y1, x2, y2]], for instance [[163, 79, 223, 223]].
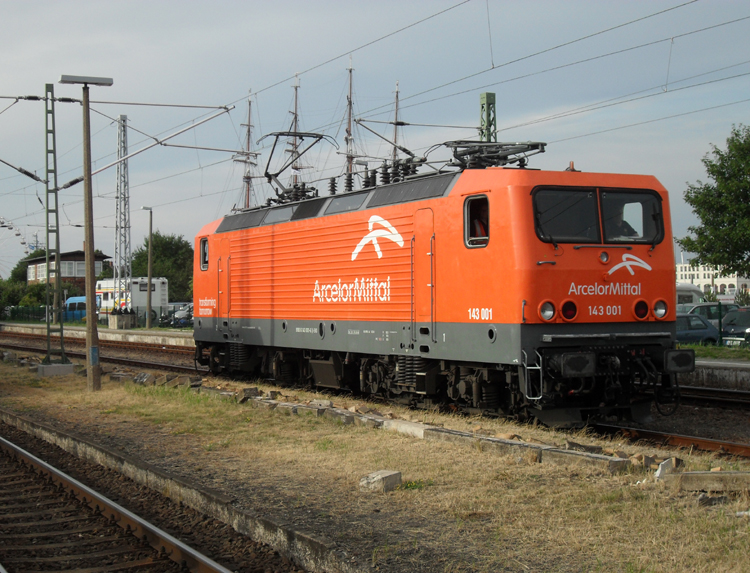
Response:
[[608, 253, 652, 276], [351, 215, 404, 261]]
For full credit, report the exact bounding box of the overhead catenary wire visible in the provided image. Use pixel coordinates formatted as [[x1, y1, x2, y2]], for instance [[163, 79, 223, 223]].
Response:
[[1, 1, 747, 251], [369, 14, 750, 119], [354, 0, 704, 119], [550, 97, 750, 143], [224, 0, 473, 106]]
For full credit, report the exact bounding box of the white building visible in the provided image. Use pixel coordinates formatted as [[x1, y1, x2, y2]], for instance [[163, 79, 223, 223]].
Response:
[[675, 263, 749, 297]]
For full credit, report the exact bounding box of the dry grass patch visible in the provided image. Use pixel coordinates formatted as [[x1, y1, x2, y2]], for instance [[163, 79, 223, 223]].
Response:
[[0, 362, 749, 572]]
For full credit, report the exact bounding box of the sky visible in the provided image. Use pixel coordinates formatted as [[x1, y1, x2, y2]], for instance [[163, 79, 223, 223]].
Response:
[[1, 0, 749, 277]]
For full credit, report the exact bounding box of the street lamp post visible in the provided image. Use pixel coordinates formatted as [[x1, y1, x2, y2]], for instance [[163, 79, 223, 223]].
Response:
[[141, 207, 153, 329], [59, 75, 113, 392]]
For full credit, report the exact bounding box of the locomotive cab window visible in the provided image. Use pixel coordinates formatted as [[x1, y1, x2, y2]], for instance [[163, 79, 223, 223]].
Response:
[[533, 187, 663, 246], [199, 238, 209, 271], [601, 190, 663, 245], [533, 188, 599, 244], [465, 196, 489, 247]]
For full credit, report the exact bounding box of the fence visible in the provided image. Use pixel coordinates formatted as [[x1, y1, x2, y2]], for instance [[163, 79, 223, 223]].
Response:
[[0, 305, 192, 329]]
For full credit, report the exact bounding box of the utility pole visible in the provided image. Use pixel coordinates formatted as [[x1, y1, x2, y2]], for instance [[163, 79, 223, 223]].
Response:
[[113, 115, 132, 314], [59, 74, 113, 392], [141, 207, 153, 329]]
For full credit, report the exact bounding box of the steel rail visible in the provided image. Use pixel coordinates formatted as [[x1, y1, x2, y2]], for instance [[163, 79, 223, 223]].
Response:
[[0, 341, 205, 375], [0, 435, 233, 573], [594, 424, 750, 458], [0, 330, 194, 354]]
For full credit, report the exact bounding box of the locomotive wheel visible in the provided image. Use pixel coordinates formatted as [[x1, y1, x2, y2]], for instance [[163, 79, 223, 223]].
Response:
[[209, 345, 224, 374]]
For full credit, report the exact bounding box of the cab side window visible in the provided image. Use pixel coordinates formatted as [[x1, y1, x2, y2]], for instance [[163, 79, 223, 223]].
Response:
[[465, 196, 489, 248], [200, 238, 209, 271]]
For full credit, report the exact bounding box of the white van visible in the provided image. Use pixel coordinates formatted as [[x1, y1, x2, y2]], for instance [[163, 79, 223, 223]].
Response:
[[676, 283, 704, 305]]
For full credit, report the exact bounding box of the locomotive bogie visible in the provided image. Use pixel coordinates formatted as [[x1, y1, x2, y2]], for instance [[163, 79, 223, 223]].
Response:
[[193, 166, 694, 426]]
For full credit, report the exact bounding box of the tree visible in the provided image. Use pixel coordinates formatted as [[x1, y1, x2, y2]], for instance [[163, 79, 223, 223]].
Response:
[[132, 231, 193, 302], [97, 260, 114, 280], [735, 289, 750, 306], [678, 125, 750, 277], [0, 279, 26, 310]]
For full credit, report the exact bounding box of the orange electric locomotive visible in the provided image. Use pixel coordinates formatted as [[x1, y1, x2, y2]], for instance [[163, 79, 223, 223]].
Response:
[[193, 141, 694, 426]]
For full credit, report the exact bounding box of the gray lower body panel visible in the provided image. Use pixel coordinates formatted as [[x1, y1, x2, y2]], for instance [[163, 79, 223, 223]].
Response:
[[194, 316, 674, 365]]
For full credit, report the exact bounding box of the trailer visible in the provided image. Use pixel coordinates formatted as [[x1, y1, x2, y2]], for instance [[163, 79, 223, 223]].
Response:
[[96, 277, 169, 313]]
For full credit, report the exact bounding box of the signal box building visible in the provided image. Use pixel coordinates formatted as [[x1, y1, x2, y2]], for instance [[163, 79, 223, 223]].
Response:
[[25, 250, 110, 291]]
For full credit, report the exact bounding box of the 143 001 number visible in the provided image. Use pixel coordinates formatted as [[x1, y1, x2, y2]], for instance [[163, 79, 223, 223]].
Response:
[[588, 305, 621, 316], [468, 308, 493, 320]]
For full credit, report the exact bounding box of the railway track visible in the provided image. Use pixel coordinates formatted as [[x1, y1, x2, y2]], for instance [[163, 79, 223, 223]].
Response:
[[2, 336, 749, 459], [592, 424, 750, 458], [0, 340, 204, 375], [0, 434, 233, 573], [0, 330, 194, 356]]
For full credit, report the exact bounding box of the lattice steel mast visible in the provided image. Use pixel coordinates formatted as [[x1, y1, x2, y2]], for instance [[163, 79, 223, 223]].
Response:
[[113, 115, 131, 311], [43, 83, 68, 364]]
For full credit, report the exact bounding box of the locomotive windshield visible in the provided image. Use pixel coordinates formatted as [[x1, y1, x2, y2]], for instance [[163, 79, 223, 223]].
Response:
[[533, 187, 663, 246]]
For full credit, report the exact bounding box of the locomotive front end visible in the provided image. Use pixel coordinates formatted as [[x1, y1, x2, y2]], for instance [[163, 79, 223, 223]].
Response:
[[516, 176, 695, 425]]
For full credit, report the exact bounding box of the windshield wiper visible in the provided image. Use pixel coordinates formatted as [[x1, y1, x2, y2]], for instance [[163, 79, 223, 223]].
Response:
[[535, 209, 558, 249]]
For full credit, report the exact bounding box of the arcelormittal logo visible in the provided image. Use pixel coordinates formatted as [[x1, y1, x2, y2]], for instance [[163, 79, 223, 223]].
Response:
[[608, 254, 652, 276], [351, 215, 404, 260]]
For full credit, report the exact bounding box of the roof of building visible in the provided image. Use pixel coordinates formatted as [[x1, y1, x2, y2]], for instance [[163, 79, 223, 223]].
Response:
[[24, 250, 111, 264]]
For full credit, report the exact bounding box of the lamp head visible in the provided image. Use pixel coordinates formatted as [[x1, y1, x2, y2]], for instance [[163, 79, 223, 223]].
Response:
[[59, 75, 113, 87]]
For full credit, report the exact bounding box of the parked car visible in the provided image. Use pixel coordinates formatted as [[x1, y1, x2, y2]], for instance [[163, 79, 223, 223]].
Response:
[[721, 307, 750, 347], [172, 303, 193, 327], [677, 302, 739, 329], [676, 313, 719, 345]]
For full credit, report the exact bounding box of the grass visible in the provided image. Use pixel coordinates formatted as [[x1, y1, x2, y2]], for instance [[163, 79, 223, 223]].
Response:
[[0, 360, 749, 572], [684, 343, 750, 360]]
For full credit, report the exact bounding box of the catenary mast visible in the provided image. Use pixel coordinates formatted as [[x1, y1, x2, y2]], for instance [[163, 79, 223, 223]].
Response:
[[113, 115, 131, 311]]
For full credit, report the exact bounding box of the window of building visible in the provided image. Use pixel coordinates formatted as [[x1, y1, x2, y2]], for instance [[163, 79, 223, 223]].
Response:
[[75, 261, 86, 277], [27, 265, 36, 281], [465, 195, 489, 248]]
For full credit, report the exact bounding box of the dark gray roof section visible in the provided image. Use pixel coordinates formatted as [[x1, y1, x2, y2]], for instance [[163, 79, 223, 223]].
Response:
[[216, 209, 266, 233], [367, 172, 457, 208], [326, 191, 368, 215], [215, 172, 459, 234], [291, 197, 327, 220]]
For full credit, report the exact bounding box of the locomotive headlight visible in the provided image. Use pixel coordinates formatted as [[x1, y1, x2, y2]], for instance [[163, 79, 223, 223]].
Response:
[[633, 300, 649, 320], [540, 302, 555, 321], [653, 300, 668, 319], [561, 301, 578, 320], [599, 251, 609, 264]]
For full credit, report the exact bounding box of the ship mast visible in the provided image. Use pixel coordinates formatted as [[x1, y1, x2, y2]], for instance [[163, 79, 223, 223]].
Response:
[[243, 93, 255, 208], [233, 90, 258, 208], [392, 80, 400, 164], [345, 56, 354, 176], [289, 74, 301, 187]]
